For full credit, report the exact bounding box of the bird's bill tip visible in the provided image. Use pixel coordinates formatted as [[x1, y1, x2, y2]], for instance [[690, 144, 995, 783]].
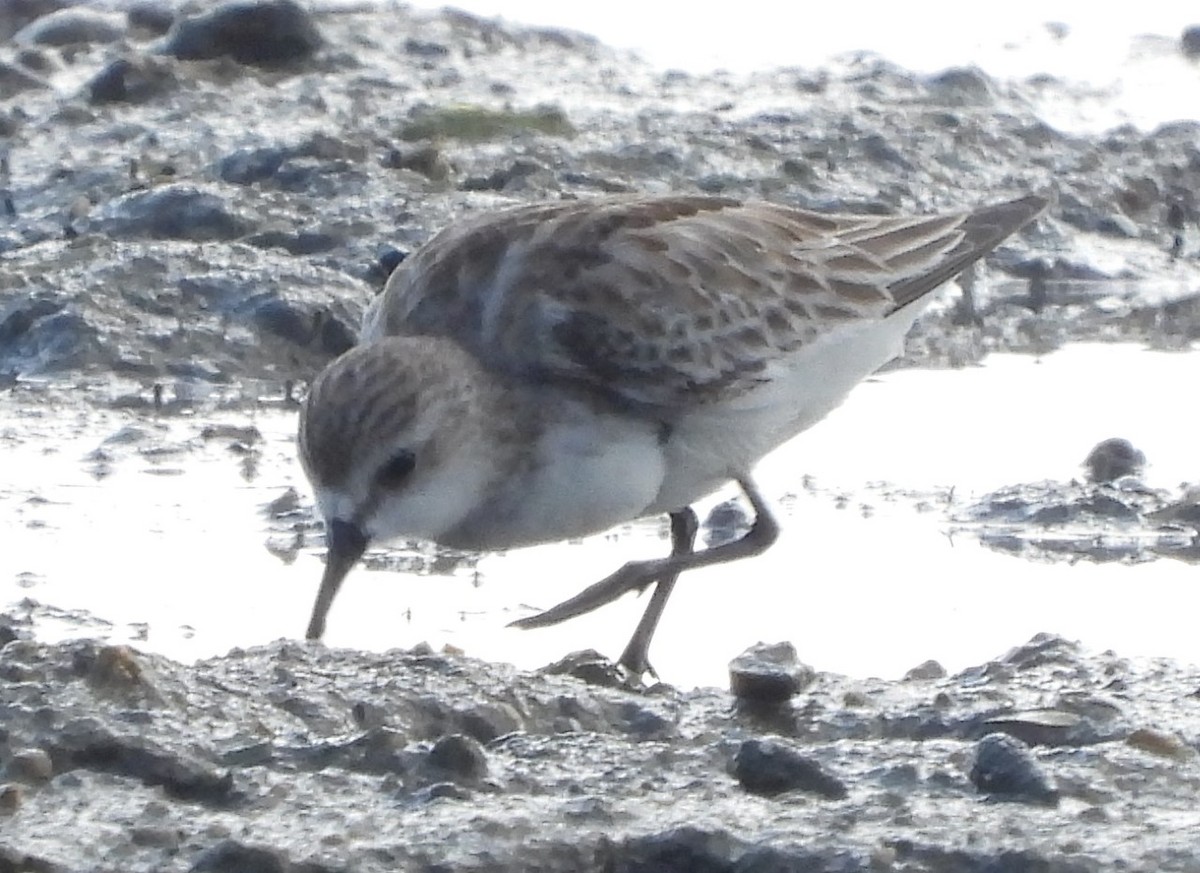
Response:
[[305, 519, 369, 640]]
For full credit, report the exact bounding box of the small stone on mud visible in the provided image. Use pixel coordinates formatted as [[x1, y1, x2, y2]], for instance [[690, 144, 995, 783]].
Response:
[[1126, 727, 1194, 761], [541, 649, 627, 688], [970, 733, 1059, 806], [981, 709, 1083, 747], [1184, 25, 1200, 58], [85, 644, 147, 689], [4, 748, 53, 783], [903, 659, 947, 681], [733, 738, 847, 799], [189, 839, 290, 873], [200, 423, 262, 444], [702, 499, 751, 547], [427, 733, 488, 782], [164, 0, 323, 67], [729, 641, 814, 705], [1083, 437, 1145, 483], [0, 783, 23, 815]]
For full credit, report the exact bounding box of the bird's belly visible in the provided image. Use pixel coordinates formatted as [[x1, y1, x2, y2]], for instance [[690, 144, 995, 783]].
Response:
[[443, 409, 666, 551], [650, 303, 933, 512]]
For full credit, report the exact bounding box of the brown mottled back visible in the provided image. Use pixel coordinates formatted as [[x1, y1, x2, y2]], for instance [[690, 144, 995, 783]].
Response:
[[362, 194, 1048, 410]]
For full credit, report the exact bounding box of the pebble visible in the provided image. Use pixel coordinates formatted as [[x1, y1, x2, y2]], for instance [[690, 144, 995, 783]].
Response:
[[97, 185, 251, 242], [702, 499, 751, 547], [0, 783, 23, 815], [164, 0, 323, 67], [733, 738, 848, 799], [1182, 25, 1200, 59], [89, 57, 178, 104], [1126, 727, 1194, 761], [980, 709, 1084, 747], [4, 748, 53, 783], [970, 733, 1059, 806], [729, 641, 815, 705], [427, 734, 488, 782], [541, 649, 628, 689], [1083, 438, 1145, 483], [903, 659, 947, 681], [189, 839, 289, 873]]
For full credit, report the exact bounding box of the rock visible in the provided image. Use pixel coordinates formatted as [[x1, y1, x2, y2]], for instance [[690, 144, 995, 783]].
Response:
[[427, 733, 488, 782], [164, 0, 323, 67], [0, 783, 23, 815], [263, 487, 301, 518], [904, 659, 947, 681], [51, 717, 235, 804], [251, 300, 355, 356], [605, 827, 743, 873], [1182, 25, 1200, 59], [384, 142, 450, 181], [970, 733, 1059, 806], [926, 66, 996, 105], [616, 701, 676, 741], [1083, 438, 1145, 483], [1001, 634, 1081, 670], [219, 147, 290, 185], [88, 56, 178, 105], [200, 423, 262, 445], [4, 748, 53, 783], [0, 304, 101, 376], [457, 702, 523, 744], [729, 642, 815, 705], [0, 621, 20, 646], [97, 184, 251, 241], [733, 738, 847, 799], [404, 38, 450, 59], [14, 8, 125, 46], [1094, 212, 1140, 238], [860, 133, 913, 170], [459, 158, 545, 192], [541, 649, 627, 689], [702, 499, 751, 548], [980, 709, 1085, 747], [190, 840, 289, 873], [1126, 727, 1194, 761], [128, 3, 175, 36], [245, 230, 341, 256], [374, 246, 407, 282]]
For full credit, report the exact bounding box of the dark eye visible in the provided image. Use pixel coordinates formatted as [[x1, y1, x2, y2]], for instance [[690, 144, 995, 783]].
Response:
[[376, 449, 416, 488]]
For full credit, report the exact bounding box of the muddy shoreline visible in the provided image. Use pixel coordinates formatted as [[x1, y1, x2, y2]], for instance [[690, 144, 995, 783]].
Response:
[[3, 620, 1200, 873], [3, 1, 1200, 870]]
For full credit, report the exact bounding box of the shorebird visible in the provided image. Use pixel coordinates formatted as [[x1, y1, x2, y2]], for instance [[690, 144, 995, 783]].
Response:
[[298, 192, 1049, 676]]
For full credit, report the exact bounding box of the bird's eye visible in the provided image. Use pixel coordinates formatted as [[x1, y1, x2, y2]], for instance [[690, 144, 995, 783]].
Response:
[[376, 449, 416, 488]]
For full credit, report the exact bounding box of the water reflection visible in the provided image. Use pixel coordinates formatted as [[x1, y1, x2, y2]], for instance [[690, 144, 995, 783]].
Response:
[[1, 343, 1197, 687]]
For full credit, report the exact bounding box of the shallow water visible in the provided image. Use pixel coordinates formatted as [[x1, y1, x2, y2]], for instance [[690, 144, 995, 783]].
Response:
[[3, 342, 1196, 688]]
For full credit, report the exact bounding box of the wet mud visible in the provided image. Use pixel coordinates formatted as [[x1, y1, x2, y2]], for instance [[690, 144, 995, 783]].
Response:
[[3, 627, 1200, 872]]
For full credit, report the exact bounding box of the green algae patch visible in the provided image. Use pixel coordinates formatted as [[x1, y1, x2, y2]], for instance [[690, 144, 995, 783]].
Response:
[[398, 104, 575, 142]]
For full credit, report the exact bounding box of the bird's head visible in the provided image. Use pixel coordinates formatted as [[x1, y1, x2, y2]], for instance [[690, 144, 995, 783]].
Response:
[[297, 336, 504, 640]]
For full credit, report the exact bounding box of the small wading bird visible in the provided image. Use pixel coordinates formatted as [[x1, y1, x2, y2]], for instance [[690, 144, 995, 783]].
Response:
[[298, 192, 1049, 676]]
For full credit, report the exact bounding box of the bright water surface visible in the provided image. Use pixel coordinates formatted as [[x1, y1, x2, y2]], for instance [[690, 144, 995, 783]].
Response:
[[3, 344, 1196, 688]]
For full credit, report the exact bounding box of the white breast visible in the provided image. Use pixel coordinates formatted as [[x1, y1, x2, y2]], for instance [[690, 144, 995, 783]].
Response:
[[447, 399, 667, 549]]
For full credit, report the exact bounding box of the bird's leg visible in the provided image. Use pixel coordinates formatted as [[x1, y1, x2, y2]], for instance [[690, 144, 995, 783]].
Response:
[[615, 507, 698, 679], [511, 476, 779, 634]]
